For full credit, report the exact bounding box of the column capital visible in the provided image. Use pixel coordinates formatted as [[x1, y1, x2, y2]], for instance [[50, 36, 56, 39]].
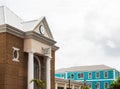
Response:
[[47, 56, 52, 60], [29, 51, 35, 54]]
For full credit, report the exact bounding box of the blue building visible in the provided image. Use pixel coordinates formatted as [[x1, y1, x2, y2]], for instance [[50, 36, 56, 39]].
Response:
[[55, 65, 120, 89]]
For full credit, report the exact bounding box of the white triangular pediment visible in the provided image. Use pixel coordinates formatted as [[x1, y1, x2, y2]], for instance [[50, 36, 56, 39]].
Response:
[[33, 17, 54, 40]]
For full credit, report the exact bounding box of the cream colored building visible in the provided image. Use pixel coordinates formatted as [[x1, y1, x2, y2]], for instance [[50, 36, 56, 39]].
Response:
[[55, 78, 83, 89]]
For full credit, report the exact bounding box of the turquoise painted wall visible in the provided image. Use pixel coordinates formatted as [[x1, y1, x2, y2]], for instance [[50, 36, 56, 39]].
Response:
[[55, 69, 120, 89]]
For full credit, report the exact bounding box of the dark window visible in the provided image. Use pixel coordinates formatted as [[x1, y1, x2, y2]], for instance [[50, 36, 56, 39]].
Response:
[[96, 82, 100, 89], [88, 72, 92, 78], [78, 73, 84, 78], [71, 73, 74, 78], [104, 71, 108, 78], [96, 72, 100, 78], [61, 74, 64, 78], [13, 47, 19, 62], [105, 82, 108, 89]]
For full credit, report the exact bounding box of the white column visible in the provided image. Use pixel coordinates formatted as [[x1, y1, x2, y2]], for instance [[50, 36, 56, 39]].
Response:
[[64, 83, 67, 89], [65, 72, 67, 79], [72, 85, 74, 89], [55, 83, 58, 89], [79, 86, 81, 89], [113, 70, 116, 80], [28, 52, 34, 89], [46, 57, 51, 89]]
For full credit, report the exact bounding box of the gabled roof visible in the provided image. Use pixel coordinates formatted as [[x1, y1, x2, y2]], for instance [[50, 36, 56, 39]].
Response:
[[0, 6, 54, 39], [0, 6, 23, 29], [55, 64, 115, 73]]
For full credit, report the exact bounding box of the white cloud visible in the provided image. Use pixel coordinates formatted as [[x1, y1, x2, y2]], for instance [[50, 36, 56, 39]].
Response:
[[1, 0, 120, 70]]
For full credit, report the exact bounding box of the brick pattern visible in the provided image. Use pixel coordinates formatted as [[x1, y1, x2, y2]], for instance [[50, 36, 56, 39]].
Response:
[[0, 33, 7, 89], [0, 31, 56, 89], [51, 50, 55, 89], [0, 32, 28, 89]]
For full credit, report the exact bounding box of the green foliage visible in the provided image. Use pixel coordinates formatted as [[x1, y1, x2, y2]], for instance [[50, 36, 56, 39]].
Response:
[[30, 79, 46, 89], [82, 86, 90, 89], [110, 77, 120, 89]]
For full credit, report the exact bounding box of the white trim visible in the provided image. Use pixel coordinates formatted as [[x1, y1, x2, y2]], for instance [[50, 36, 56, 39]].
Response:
[[12, 47, 20, 62], [75, 78, 114, 82], [65, 72, 67, 79], [64, 83, 67, 89], [28, 52, 34, 89], [12, 47, 20, 50], [104, 71, 108, 78], [96, 71, 100, 78], [71, 73, 74, 79], [87, 82, 92, 89], [34, 55, 41, 80], [113, 70, 116, 80], [88, 72, 92, 79], [104, 82, 109, 89], [55, 83, 58, 89], [77, 72, 84, 79], [96, 82, 100, 89]]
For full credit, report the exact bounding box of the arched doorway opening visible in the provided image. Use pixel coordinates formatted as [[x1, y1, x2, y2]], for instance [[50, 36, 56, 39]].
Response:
[[34, 55, 41, 89]]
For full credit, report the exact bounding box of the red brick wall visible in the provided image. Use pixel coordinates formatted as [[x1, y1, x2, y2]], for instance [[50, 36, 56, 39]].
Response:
[[51, 50, 55, 89], [0, 32, 28, 89]]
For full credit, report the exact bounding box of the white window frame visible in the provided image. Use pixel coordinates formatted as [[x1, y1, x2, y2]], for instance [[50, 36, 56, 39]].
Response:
[[88, 72, 92, 79], [12, 47, 19, 62], [96, 72, 100, 78], [96, 82, 100, 89], [61, 73, 64, 79], [78, 72, 84, 79], [71, 73, 74, 79], [88, 82, 92, 89], [104, 71, 108, 78], [104, 82, 109, 89]]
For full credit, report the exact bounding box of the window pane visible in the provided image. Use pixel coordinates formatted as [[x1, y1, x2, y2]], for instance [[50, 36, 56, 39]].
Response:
[[105, 82, 108, 88], [96, 72, 99, 78], [89, 73, 92, 78], [104, 72, 108, 78], [78, 73, 84, 78]]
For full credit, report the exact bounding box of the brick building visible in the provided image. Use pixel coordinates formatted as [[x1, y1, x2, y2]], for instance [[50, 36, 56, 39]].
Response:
[[0, 6, 59, 89]]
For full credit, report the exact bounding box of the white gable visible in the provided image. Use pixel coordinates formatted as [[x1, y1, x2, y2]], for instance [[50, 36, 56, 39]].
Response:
[[0, 6, 54, 40]]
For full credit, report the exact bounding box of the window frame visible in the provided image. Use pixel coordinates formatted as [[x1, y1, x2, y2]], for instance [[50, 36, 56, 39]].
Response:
[[104, 71, 108, 78], [88, 72, 92, 79], [96, 72, 100, 78], [88, 82, 92, 89], [12, 47, 20, 62], [96, 82, 100, 89], [104, 82, 109, 89], [61, 73, 64, 79], [77, 72, 84, 79]]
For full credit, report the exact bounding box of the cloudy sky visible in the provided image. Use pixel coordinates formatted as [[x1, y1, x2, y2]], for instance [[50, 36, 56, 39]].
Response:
[[1, 0, 120, 70]]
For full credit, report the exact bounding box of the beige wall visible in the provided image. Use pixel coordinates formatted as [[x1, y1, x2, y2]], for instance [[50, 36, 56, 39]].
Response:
[[24, 38, 51, 57]]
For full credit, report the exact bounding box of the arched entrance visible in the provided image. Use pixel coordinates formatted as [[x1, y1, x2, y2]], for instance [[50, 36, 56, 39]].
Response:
[[34, 56, 41, 89]]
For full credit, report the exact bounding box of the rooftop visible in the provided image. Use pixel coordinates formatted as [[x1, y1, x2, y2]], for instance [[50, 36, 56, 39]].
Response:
[[56, 64, 115, 73], [0, 6, 44, 32]]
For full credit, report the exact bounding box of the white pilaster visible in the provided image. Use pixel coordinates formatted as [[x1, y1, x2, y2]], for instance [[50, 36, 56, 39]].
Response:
[[72, 85, 74, 89], [113, 70, 116, 80], [55, 83, 58, 89], [28, 52, 34, 89], [46, 57, 51, 89], [65, 72, 67, 79], [64, 83, 67, 89]]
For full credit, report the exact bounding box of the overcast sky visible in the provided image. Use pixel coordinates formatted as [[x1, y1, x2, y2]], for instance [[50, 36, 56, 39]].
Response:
[[1, 0, 120, 70]]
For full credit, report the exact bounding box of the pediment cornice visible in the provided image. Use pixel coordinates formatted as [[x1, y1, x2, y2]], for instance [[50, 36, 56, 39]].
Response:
[[25, 31, 56, 46]]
